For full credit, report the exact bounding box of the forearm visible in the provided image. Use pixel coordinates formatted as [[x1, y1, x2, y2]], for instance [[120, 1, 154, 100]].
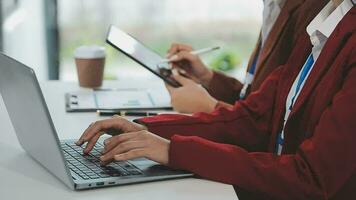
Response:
[[136, 66, 284, 150], [168, 136, 311, 199], [136, 100, 271, 151], [136, 108, 260, 146], [168, 133, 354, 199]]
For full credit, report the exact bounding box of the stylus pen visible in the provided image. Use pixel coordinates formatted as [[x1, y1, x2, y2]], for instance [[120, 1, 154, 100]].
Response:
[[157, 46, 220, 64], [97, 110, 159, 117]]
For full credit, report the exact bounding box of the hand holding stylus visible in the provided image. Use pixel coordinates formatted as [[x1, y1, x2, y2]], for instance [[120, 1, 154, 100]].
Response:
[[158, 46, 220, 64], [163, 43, 217, 87]]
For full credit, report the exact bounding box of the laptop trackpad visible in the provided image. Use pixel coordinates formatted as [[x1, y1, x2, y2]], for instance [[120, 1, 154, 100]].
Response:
[[129, 158, 180, 175], [129, 158, 158, 168]]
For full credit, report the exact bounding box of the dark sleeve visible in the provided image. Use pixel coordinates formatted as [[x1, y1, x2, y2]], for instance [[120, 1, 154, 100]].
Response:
[[206, 71, 243, 104]]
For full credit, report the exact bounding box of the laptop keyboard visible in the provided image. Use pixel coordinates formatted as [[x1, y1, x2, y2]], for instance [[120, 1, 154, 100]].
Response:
[[61, 142, 143, 180]]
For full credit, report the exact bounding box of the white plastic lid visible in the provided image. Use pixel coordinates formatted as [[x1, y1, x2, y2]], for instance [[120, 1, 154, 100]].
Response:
[[74, 45, 106, 59]]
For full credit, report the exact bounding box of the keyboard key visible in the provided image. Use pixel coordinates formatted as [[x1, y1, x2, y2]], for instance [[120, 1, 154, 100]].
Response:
[[130, 170, 142, 175], [86, 163, 96, 167], [89, 174, 100, 179], [81, 175, 90, 180], [93, 169, 104, 173], [99, 174, 110, 178]]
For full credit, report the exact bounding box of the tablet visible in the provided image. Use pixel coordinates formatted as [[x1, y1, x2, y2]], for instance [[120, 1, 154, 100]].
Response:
[[106, 25, 181, 87]]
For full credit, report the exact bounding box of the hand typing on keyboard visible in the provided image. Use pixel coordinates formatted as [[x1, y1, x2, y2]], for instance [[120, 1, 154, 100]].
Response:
[[76, 116, 170, 166], [62, 142, 143, 179], [76, 116, 147, 154]]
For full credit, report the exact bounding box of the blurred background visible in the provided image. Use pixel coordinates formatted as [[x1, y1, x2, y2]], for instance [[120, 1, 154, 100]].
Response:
[[0, 0, 263, 82]]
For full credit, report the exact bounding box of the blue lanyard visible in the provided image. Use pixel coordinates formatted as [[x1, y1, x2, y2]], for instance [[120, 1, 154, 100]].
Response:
[[248, 51, 259, 75], [239, 48, 261, 99], [289, 54, 314, 110], [275, 54, 314, 155]]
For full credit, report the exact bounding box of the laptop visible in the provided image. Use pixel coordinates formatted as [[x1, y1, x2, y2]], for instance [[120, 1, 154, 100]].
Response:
[[0, 53, 192, 190]]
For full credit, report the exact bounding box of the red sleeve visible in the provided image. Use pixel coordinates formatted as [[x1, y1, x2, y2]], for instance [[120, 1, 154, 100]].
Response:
[[136, 66, 283, 151], [168, 50, 356, 199], [206, 71, 243, 104]]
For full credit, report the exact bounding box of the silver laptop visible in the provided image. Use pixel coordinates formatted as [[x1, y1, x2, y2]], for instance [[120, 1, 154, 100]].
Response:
[[0, 53, 192, 190]]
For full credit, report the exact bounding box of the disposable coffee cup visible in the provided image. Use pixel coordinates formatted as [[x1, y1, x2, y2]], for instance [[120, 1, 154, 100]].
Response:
[[74, 45, 106, 88]]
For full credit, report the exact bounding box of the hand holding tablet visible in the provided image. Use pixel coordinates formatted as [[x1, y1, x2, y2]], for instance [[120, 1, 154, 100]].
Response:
[[106, 25, 219, 87]]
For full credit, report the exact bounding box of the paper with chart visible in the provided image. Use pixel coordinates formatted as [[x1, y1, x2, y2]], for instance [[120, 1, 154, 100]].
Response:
[[65, 88, 171, 112]]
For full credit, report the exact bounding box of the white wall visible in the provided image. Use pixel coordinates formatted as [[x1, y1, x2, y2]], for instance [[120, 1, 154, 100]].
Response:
[[3, 0, 48, 80]]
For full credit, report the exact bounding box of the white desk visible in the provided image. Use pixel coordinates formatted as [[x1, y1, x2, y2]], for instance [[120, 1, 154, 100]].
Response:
[[0, 80, 237, 200]]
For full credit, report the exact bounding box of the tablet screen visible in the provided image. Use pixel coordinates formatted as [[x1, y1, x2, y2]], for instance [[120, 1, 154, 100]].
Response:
[[106, 26, 180, 87]]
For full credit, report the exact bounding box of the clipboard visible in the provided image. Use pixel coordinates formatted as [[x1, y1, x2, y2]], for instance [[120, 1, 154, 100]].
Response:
[[65, 88, 172, 112]]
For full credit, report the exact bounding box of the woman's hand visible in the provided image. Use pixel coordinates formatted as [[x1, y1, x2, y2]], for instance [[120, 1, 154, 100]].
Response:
[[100, 130, 170, 165], [167, 43, 213, 87], [166, 71, 218, 114], [76, 116, 147, 154]]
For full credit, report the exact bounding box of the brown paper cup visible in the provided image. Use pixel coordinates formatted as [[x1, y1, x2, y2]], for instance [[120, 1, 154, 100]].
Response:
[[75, 58, 105, 88], [74, 45, 106, 88]]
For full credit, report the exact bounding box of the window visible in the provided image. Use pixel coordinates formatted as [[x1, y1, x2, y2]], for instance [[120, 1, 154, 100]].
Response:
[[2, 0, 50, 80], [59, 0, 263, 81]]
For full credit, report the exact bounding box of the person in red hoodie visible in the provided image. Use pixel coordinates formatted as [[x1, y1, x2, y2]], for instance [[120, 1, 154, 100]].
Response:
[[77, 0, 355, 199]]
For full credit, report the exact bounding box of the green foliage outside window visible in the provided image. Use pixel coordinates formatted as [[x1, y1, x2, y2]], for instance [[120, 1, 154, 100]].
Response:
[[210, 51, 241, 72]]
